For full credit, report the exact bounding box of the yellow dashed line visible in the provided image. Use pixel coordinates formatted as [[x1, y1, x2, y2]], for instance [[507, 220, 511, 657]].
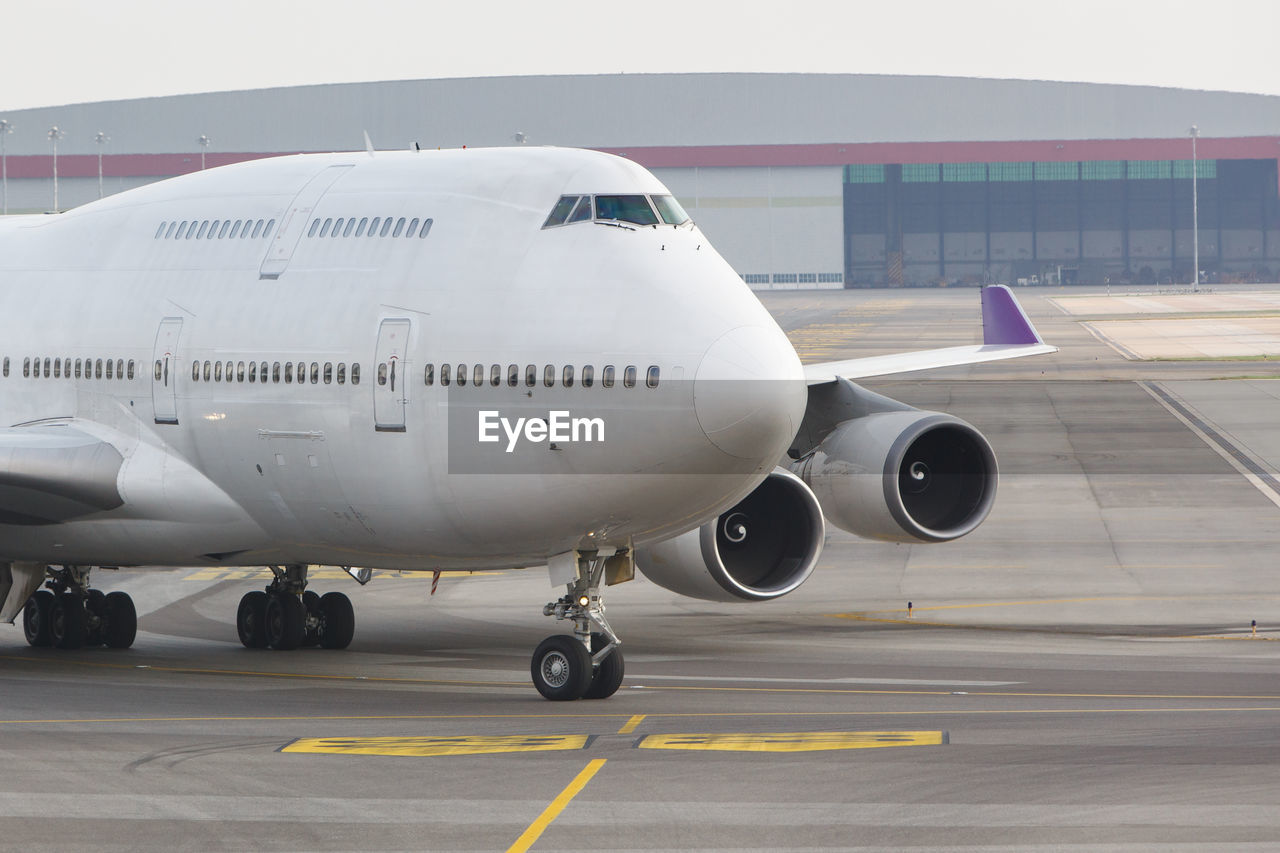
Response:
[[637, 731, 946, 753], [185, 568, 498, 581], [507, 759, 606, 853], [617, 714, 646, 734], [283, 734, 590, 757]]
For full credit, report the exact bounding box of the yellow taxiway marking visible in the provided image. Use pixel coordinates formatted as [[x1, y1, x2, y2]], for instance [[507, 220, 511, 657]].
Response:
[[282, 734, 590, 757], [637, 731, 946, 753], [617, 714, 646, 734], [507, 759, 606, 853], [184, 568, 498, 581]]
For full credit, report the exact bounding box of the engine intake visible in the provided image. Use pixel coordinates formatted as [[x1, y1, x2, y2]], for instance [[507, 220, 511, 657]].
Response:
[[797, 410, 997, 543], [635, 468, 825, 602]]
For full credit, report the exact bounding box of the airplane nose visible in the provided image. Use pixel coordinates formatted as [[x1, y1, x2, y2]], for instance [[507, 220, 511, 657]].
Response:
[[694, 325, 807, 460]]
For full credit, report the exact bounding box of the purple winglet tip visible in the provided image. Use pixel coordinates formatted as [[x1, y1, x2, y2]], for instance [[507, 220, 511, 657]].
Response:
[[981, 285, 1042, 346]]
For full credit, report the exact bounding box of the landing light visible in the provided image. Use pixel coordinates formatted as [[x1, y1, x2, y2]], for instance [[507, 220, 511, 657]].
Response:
[[578, 595, 590, 608]]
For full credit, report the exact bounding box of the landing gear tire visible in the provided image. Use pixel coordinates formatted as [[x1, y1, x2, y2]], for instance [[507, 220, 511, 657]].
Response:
[[582, 632, 625, 700], [531, 635, 592, 701], [85, 590, 107, 647], [236, 590, 269, 649], [265, 594, 306, 650], [23, 589, 54, 647], [49, 592, 87, 650], [103, 591, 137, 649], [318, 592, 355, 650]]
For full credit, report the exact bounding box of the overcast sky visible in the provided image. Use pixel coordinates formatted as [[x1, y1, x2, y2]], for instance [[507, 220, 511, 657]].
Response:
[[3, 0, 1279, 111]]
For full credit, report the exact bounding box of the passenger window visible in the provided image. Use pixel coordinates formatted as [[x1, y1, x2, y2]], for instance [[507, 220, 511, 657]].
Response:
[[647, 366, 660, 388], [229, 220, 242, 238], [602, 365, 615, 388], [457, 364, 466, 386], [582, 365, 594, 388], [507, 364, 519, 387], [23, 357, 30, 378], [208, 220, 220, 238], [337, 362, 346, 384], [196, 221, 209, 239], [378, 363, 388, 386], [251, 220, 264, 239], [271, 362, 280, 383], [153, 360, 161, 380], [351, 363, 360, 385], [490, 364, 501, 386], [423, 364, 433, 386], [543, 196, 578, 228], [116, 359, 124, 378], [284, 362, 293, 383], [219, 221, 231, 238], [226, 361, 234, 381], [392, 217, 406, 237], [568, 196, 593, 223], [473, 364, 484, 386], [128, 360, 135, 379], [355, 217, 368, 237], [93, 359, 102, 379], [308, 219, 321, 238], [368, 217, 381, 237], [182, 222, 195, 239], [155, 223, 167, 239], [332, 218, 344, 237], [249, 361, 257, 383], [263, 219, 275, 238], [75, 358, 82, 378], [310, 362, 319, 384], [296, 362, 306, 384], [324, 362, 333, 384], [238, 361, 246, 382], [562, 365, 574, 387], [525, 364, 537, 387], [544, 365, 555, 387], [319, 218, 332, 238], [379, 218, 393, 237], [55, 359, 63, 379], [43, 358, 50, 378], [342, 219, 356, 237], [420, 218, 433, 238], [624, 366, 637, 388], [407, 217, 419, 237], [259, 361, 268, 381], [440, 363, 450, 386], [165, 222, 177, 239], [214, 361, 223, 382], [1, 356, 7, 378], [202, 360, 211, 381]]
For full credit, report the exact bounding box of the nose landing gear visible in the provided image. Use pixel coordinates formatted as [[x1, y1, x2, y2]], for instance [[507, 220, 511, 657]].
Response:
[[533, 553, 625, 701]]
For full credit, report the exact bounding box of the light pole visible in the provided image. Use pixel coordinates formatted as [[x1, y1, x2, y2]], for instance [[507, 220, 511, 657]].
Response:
[[198, 135, 210, 170], [93, 131, 109, 199], [0, 119, 11, 215], [48, 125, 64, 213], [1190, 125, 1200, 292]]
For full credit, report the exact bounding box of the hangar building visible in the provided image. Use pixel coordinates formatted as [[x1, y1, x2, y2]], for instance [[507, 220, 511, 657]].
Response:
[[2, 73, 1279, 287]]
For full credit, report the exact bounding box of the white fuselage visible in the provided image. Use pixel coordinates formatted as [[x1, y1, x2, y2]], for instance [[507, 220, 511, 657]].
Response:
[[0, 147, 806, 571]]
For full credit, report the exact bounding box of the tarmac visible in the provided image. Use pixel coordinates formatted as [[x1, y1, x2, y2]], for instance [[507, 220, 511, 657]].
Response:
[[4, 284, 1280, 851]]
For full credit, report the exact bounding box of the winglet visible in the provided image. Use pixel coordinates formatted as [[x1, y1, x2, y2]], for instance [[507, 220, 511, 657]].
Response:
[[982, 285, 1044, 345]]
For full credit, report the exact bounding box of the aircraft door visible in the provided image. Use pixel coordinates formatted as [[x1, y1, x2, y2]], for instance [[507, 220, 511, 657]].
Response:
[[374, 318, 411, 432], [151, 317, 183, 425]]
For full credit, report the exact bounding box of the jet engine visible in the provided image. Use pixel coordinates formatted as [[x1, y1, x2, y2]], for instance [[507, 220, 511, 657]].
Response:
[[635, 467, 825, 602], [795, 409, 997, 543]]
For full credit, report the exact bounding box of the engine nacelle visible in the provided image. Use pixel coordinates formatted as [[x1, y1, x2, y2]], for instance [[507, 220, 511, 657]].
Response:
[[796, 411, 997, 543], [635, 468, 825, 602]]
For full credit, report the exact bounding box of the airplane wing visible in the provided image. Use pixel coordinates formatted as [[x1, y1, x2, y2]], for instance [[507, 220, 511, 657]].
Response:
[[802, 285, 1056, 384], [0, 425, 125, 526]]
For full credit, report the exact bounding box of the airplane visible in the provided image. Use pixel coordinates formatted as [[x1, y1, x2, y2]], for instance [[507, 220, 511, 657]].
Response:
[[0, 146, 1054, 700]]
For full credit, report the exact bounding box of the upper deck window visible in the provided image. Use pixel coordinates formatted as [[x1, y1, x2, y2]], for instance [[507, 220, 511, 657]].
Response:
[[595, 195, 658, 226]]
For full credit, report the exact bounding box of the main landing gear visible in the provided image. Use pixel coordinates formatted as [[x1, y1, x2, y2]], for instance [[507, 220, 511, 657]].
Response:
[[22, 566, 137, 650], [236, 564, 355, 651], [532, 554, 624, 701]]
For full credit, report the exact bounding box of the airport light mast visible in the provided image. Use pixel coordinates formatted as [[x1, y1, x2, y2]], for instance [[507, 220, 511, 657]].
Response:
[[0, 119, 11, 215], [1190, 125, 1200, 293], [198, 135, 210, 170], [94, 131, 109, 200], [48, 126, 64, 213]]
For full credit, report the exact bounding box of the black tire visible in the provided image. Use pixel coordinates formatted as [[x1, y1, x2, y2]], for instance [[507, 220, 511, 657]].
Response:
[[22, 590, 54, 647], [531, 635, 592, 701], [85, 589, 108, 647], [301, 590, 322, 646], [50, 592, 87, 650], [236, 590, 269, 649], [582, 633, 625, 700], [265, 594, 305, 650], [103, 591, 137, 649], [319, 592, 355, 650]]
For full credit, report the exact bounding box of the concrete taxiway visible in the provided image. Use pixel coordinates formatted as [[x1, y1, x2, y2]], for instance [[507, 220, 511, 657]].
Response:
[[5, 285, 1280, 851]]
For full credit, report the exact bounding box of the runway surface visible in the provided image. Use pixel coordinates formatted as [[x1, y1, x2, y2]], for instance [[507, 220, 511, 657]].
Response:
[[5, 285, 1280, 851]]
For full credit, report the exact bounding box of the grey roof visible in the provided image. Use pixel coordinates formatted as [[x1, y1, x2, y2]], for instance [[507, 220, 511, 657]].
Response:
[[1, 73, 1277, 156]]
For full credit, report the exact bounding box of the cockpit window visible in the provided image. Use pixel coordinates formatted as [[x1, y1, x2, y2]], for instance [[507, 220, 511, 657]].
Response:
[[595, 195, 658, 226], [544, 196, 579, 228], [567, 196, 593, 223], [651, 194, 691, 226]]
